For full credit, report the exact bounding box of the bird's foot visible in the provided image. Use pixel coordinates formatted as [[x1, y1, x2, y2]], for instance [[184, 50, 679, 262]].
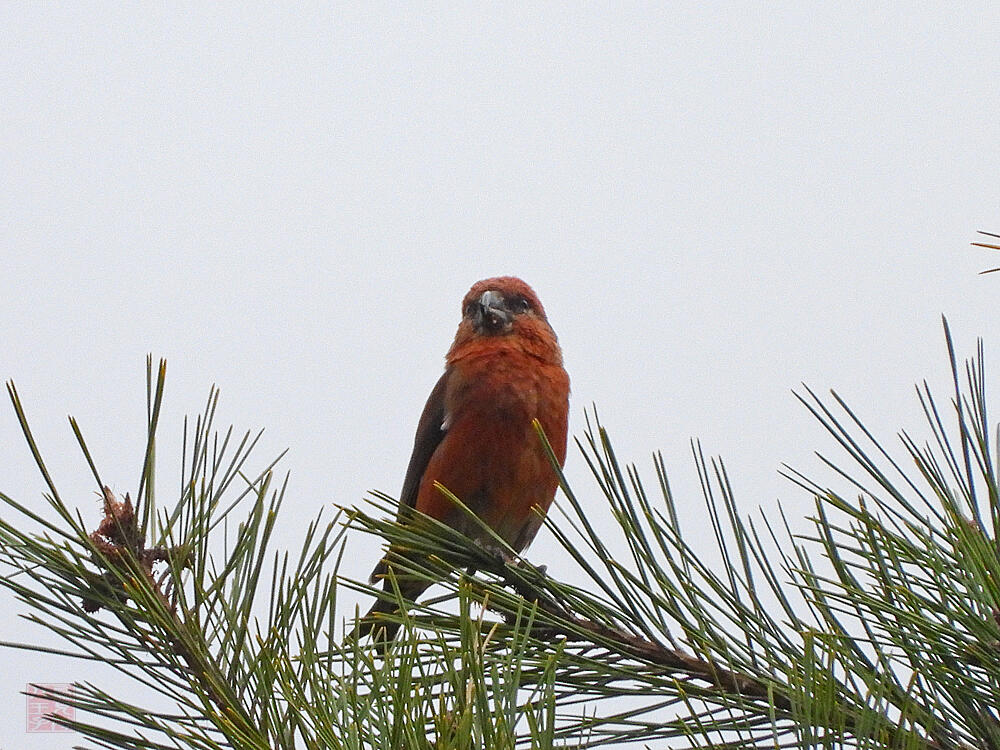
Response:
[[471, 538, 513, 565]]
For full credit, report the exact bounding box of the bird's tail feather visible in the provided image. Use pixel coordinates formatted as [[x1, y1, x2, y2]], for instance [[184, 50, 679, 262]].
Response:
[[353, 573, 430, 646], [354, 594, 404, 642]]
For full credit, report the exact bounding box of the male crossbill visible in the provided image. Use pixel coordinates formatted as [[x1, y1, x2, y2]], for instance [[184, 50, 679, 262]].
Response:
[[359, 276, 570, 641]]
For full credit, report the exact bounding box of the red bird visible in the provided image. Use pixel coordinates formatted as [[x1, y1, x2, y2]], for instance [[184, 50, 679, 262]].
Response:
[[360, 276, 570, 641]]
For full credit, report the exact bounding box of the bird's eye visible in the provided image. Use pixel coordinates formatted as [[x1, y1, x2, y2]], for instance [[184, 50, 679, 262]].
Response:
[[510, 296, 531, 314]]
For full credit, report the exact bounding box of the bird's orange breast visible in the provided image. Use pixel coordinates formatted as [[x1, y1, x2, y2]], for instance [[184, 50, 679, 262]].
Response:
[[414, 344, 569, 552]]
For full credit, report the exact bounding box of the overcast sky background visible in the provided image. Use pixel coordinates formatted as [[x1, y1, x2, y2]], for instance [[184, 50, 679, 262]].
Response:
[[2, 3, 999, 746]]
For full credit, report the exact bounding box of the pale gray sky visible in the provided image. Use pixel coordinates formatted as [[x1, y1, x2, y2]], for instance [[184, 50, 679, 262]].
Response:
[[2, 3, 999, 746]]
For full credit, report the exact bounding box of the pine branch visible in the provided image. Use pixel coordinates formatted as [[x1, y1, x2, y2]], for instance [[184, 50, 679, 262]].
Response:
[[5, 321, 1000, 748], [349, 325, 1000, 748]]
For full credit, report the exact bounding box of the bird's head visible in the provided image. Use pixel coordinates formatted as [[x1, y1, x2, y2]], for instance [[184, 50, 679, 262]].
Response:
[[460, 277, 547, 336], [448, 276, 561, 363]]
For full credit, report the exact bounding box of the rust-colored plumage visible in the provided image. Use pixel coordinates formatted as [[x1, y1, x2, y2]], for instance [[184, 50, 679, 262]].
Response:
[[360, 276, 570, 641]]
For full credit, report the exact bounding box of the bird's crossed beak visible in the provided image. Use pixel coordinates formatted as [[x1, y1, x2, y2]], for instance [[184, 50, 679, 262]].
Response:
[[473, 290, 513, 334]]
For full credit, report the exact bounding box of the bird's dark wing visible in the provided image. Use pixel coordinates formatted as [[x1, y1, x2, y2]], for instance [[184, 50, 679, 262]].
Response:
[[397, 369, 450, 517], [369, 370, 449, 583]]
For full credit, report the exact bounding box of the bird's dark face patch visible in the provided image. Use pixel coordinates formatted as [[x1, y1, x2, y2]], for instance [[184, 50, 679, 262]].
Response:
[[466, 289, 540, 335]]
